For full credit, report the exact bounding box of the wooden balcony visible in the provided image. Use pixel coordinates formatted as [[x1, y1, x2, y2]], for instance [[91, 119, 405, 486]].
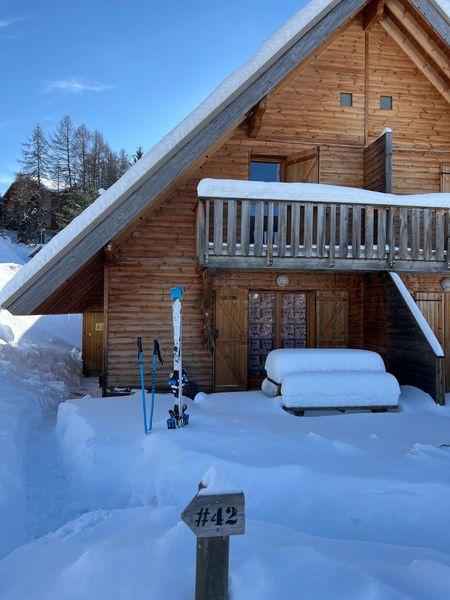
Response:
[[196, 180, 450, 272]]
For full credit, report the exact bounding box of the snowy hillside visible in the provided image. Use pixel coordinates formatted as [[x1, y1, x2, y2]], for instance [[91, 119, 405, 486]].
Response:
[[0, 234, 82, 557]]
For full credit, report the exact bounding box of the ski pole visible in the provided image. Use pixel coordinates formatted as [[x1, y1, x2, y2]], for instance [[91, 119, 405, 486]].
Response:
[[136, 337, 148, 434], [149, 340, 163, 432]]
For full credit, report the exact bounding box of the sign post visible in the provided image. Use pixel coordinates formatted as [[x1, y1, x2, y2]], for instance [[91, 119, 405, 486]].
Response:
[[181, 488, 245, 600]]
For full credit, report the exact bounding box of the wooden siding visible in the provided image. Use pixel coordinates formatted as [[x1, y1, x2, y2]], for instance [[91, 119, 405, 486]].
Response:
[[364, 272, 445, 403], [105, 11, 450, 389], [363, 130, 393, 192]]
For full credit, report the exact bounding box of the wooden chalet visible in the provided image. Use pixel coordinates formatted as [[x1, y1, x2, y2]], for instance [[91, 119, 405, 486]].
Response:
[[0, 0, 449, 403]]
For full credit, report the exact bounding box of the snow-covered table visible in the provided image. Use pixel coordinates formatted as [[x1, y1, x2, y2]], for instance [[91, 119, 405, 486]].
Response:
[[262, 349, 400, 415]]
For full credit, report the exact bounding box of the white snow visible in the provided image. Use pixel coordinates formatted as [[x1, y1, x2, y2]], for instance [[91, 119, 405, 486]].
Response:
[[0, 0, 340, 310], [2, 388, 450, 598], [198, 179, 450, 208], [434, 0, 450, 20], [0, 237, 82, 558], [390, 272, 444, 356], [281, 371, 400, 408], [265, 348, 386, 383]]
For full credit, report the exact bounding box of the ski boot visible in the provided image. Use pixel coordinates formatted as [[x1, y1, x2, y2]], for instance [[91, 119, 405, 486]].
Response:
[[167, 409, 177, 429]]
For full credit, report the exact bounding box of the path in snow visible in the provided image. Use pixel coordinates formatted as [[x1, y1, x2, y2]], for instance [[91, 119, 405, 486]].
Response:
[[24, 405, 83, 542]]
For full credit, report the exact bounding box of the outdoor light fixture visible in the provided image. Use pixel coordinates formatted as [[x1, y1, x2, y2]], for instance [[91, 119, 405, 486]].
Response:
[[277, 275, 289, 288]]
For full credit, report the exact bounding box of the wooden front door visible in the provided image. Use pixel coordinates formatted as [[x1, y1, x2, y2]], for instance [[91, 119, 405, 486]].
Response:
[[315, 291, 349, 347], [82, 309, 104, 376], [214, 289, 248, 392], [248, 291, 315, 388]]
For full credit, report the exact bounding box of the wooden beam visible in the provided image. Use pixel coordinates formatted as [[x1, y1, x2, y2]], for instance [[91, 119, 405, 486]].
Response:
[[364, 0, 385, 30], [3, 0, 370, 315], [386, 0, 450, 79], [380, 15, 450, 104], [247, 97, 267, 138], [408, 0, 450, 46]]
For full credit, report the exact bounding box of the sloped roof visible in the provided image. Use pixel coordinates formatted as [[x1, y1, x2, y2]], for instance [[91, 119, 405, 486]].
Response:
[[1, 0, 448, 314]]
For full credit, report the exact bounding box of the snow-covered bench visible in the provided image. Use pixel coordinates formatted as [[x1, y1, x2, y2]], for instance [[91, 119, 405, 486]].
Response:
[[261, 349, 400, 415]]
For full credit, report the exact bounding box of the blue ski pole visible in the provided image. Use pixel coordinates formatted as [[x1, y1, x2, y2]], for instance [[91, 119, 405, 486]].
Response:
[[149, 340, 163, 432], [136, 337, 148, 434]]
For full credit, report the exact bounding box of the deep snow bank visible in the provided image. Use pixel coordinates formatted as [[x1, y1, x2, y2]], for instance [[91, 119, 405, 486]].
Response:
[[0, 239, 82, 557], [2, 387, 449, 598]]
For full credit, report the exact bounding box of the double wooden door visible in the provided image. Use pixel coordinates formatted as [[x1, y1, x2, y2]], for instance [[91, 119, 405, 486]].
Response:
[[214, 288, 348, 391]]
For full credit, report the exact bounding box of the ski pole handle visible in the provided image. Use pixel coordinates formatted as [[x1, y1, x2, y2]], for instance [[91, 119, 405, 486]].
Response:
[[154, 339, 163, 365], [136, 337, 143, 355]]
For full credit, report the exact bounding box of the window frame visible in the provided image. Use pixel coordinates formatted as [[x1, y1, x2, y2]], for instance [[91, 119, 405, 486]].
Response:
[[248, 155, 287, 182], [380, 95, 393, 110], [340, 92, 353, 107]]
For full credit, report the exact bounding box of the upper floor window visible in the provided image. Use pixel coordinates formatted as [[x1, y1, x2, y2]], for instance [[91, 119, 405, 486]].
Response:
[[340, 92, 353, 107], [380, 96, 393, 110], [249, 159, 283, 182]]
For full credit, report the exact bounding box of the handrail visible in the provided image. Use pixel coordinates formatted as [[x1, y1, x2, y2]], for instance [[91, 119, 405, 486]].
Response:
[[197, 179, 450, 211]]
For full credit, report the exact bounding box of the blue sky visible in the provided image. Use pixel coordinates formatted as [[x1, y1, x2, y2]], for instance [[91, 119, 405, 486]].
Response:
[[0, 0, 305, 193]]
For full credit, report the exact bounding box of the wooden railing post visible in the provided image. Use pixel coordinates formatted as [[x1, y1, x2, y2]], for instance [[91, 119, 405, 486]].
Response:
[[196, 200, 206, 265]]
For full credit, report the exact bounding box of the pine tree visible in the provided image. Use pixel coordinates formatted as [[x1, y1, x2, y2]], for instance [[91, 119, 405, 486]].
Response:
[[20, 124, 50, 186], [50, 115, 75, 188], [132, 146, 144, 163]]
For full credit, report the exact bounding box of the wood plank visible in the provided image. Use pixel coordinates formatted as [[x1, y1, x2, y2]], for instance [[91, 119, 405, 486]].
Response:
[[387, 207, 395, 266], [365, 206, 374, 259], [304, 204, 314, 257], [352, 206, 362, 259], [436, 209, 445, 261], [328, 204, 336, 264], [278, 202, 288, 257], [317, 204, 326, 258], [412, 208, 421, 260], [291, 203, 301, 257], [227, 200, 237, 256], [339, 205, 349, 258], [214, 199, 224, 255], [240, 201, 250, 256], [399, 207, 409, 260], [423, 208, 432, 260], [254, 202, 265, 257], [377, 207, 386, 260], [267, 202, 275, 263]]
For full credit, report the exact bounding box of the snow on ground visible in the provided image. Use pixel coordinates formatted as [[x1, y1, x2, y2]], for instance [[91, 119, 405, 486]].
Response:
[[0, 235, 82, 557], [1, 387, 450, 599]]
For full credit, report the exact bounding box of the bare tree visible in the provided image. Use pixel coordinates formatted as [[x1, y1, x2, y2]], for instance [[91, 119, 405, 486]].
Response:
[[20, 124, 50, 186], [73, 124, 91, 192], [51, 115, 75, 188]]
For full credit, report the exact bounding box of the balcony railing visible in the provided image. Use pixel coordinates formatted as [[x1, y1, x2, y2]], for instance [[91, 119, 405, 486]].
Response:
[[196, 180, 450, 272]]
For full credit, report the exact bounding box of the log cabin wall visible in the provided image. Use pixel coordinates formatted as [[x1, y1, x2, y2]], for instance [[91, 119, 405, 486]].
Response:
[[363, 273, 445, 404], [106, 13, 450, 389]]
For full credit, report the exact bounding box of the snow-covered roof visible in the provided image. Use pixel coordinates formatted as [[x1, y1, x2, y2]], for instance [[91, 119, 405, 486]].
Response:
[[198, 179, 450, 209], [0, 0, 448, 313], [0, 0, 343, 311]]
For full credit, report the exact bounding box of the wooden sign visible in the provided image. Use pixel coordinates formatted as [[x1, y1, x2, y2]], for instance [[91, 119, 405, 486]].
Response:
[[181, 492, 245, 539]]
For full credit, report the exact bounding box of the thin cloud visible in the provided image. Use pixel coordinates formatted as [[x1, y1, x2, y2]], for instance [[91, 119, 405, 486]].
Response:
[[0, 15, 30, 29], [44, 78, 115, 94]]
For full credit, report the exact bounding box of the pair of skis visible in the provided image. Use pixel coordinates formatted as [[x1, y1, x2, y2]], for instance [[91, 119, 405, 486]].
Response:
[[168, 287, 189, 429], [136, 286, 189, 434], [136, 338, 163, 434]]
